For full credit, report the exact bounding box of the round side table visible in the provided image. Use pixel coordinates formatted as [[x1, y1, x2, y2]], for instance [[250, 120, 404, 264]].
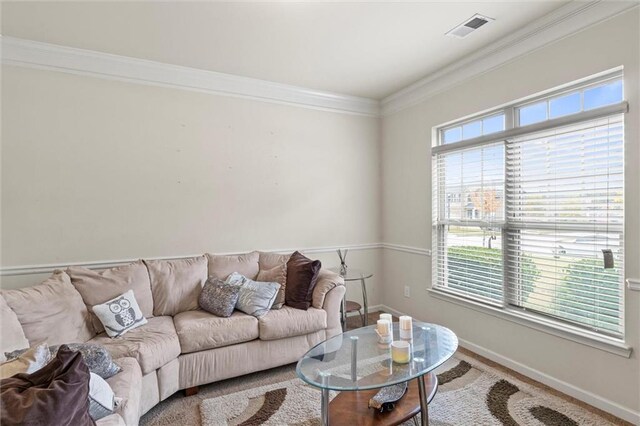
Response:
[[328, 267, 373, 329]]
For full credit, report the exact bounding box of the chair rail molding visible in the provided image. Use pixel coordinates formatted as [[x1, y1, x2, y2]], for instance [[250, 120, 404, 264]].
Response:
[[381, 0, 639, 115], [0, 243, 384, 277], [0, 36, 380, 117], [0, 243, 434, 276], [628, 278, 640, 291], [381, 243, 431, 256]]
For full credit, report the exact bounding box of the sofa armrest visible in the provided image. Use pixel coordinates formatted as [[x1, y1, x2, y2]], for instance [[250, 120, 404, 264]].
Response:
[[312, 270, 345, 335], [106, 357, 142, 426], [312, 269, 344, 310]]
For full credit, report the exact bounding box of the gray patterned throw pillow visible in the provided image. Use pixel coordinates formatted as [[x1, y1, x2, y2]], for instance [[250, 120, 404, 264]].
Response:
[[199, 278, 241, 317], [225, 272, 280, 317], [5, 343, 121, 379]]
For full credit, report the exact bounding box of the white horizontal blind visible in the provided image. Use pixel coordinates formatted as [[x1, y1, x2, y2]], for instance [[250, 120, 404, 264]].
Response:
[[505, 115, 624, 336], [433, 143, 505, 305]]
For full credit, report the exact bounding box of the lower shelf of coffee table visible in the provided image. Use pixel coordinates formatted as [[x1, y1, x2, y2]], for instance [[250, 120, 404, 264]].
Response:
[[327, 371, 438, 426]]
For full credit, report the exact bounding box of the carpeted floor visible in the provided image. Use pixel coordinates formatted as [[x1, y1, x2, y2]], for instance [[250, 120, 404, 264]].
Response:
[[140, 312, 631, 426]]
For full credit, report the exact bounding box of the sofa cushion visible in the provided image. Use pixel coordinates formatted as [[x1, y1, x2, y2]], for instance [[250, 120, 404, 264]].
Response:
[[105, 357, 142, 426], [256, 252, 291, 309], [2, 271, 94, 345], [68, 261, 154, 334], [88, 316, 180, 375], [0, 295, 29, 362], [173, 310, 259, 354], [206, 251, 259, 281], [144, 256, 208, 316], [285, 251, 321, 310], [258, 306, 327, 341]]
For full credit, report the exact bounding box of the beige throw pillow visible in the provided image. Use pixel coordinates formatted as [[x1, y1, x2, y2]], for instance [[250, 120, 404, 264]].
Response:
[[206, 251, 259, 281], [67, 261, 154, 334], [2, 271, 94, 345], [256, 252, 291, 309], [0, 295, 29, 362], [144, 256, 208, 316], [0, 343, 51, 379]]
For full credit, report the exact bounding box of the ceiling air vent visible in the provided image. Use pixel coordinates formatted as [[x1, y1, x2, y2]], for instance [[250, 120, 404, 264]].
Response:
[[446, 14, 494, 39]]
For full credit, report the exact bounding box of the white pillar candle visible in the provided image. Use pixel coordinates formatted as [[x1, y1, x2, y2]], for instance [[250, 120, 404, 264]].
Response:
[[379, 313, 393, 324], [391, 341, 410, 364], [377, 319, 390, 336], [399, 316, 413, 340]]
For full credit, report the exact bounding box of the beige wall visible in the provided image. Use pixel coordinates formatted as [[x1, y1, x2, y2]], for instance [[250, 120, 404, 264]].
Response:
[[2, 6, 639, 422], [0, 65, 382, 305], [381, 9, 640, 420]]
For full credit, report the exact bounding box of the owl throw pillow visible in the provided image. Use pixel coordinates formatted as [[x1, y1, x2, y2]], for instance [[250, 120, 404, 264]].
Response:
[[92, 290, 147, 338]]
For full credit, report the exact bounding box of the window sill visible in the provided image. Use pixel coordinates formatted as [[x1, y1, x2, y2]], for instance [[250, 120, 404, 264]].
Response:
[[427, 288, 633, 358]]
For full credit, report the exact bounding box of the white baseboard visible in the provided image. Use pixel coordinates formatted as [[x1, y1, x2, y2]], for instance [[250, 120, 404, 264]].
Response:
[[345, 304, 383, 318], [378, 304, 640, 424], [458, 338, 640, 424]]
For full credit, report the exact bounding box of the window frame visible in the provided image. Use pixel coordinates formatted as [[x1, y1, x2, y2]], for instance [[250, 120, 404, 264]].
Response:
[[431, 69, 630, 356]]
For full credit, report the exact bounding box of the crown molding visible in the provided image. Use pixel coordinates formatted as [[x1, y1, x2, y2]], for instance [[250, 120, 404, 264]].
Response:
[[2, 1, 636, 118], [0, 36, 380, 117], [381, 1, 639, 115]]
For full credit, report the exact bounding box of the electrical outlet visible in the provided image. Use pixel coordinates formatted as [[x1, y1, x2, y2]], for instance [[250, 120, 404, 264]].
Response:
[[404, 286, 410, 298]]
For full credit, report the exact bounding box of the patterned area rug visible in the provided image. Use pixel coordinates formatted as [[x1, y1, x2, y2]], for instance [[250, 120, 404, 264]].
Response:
[[200, 353, 614, 426]]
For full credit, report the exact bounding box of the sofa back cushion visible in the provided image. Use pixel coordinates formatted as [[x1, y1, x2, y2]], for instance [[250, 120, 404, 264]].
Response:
[[0, 295, 29, 362], [1, 270, 94, 345], [144, 256, 208, 316], [206, 251, 259, 281], [67, 261, 154, 333], [256, 252, 291, 309]]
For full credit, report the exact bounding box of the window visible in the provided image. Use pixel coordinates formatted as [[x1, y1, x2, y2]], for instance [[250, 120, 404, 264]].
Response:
[[516, 77, 623, 126], [441, 114, 505, 144], [433, 70, 625, 339]]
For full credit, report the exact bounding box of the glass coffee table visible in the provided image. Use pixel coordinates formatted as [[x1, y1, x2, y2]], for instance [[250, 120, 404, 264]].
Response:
[[296, 321, 458, 426]]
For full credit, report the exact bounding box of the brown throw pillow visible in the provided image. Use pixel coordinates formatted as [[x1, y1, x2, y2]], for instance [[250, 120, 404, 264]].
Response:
[[0, 345, 94, 426], [285, 251, 321, 310]]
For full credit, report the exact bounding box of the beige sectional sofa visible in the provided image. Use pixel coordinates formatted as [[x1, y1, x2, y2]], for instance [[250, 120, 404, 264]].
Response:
[[0, 252, 345, 426]]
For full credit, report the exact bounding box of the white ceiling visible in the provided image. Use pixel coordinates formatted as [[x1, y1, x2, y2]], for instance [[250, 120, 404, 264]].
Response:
[[1, 1, 569, 99]]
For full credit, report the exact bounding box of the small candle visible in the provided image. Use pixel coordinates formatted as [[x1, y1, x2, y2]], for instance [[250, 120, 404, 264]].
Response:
[[391, 341, 410, 364], [377, 319, 390, 335], [399, 316, 413, 340], [379, 313, 393, 324]]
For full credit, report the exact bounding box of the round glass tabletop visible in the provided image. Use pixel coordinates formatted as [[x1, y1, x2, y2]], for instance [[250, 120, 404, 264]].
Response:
[[296, 321, 458, 391], [327, 267, 373, 281]]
